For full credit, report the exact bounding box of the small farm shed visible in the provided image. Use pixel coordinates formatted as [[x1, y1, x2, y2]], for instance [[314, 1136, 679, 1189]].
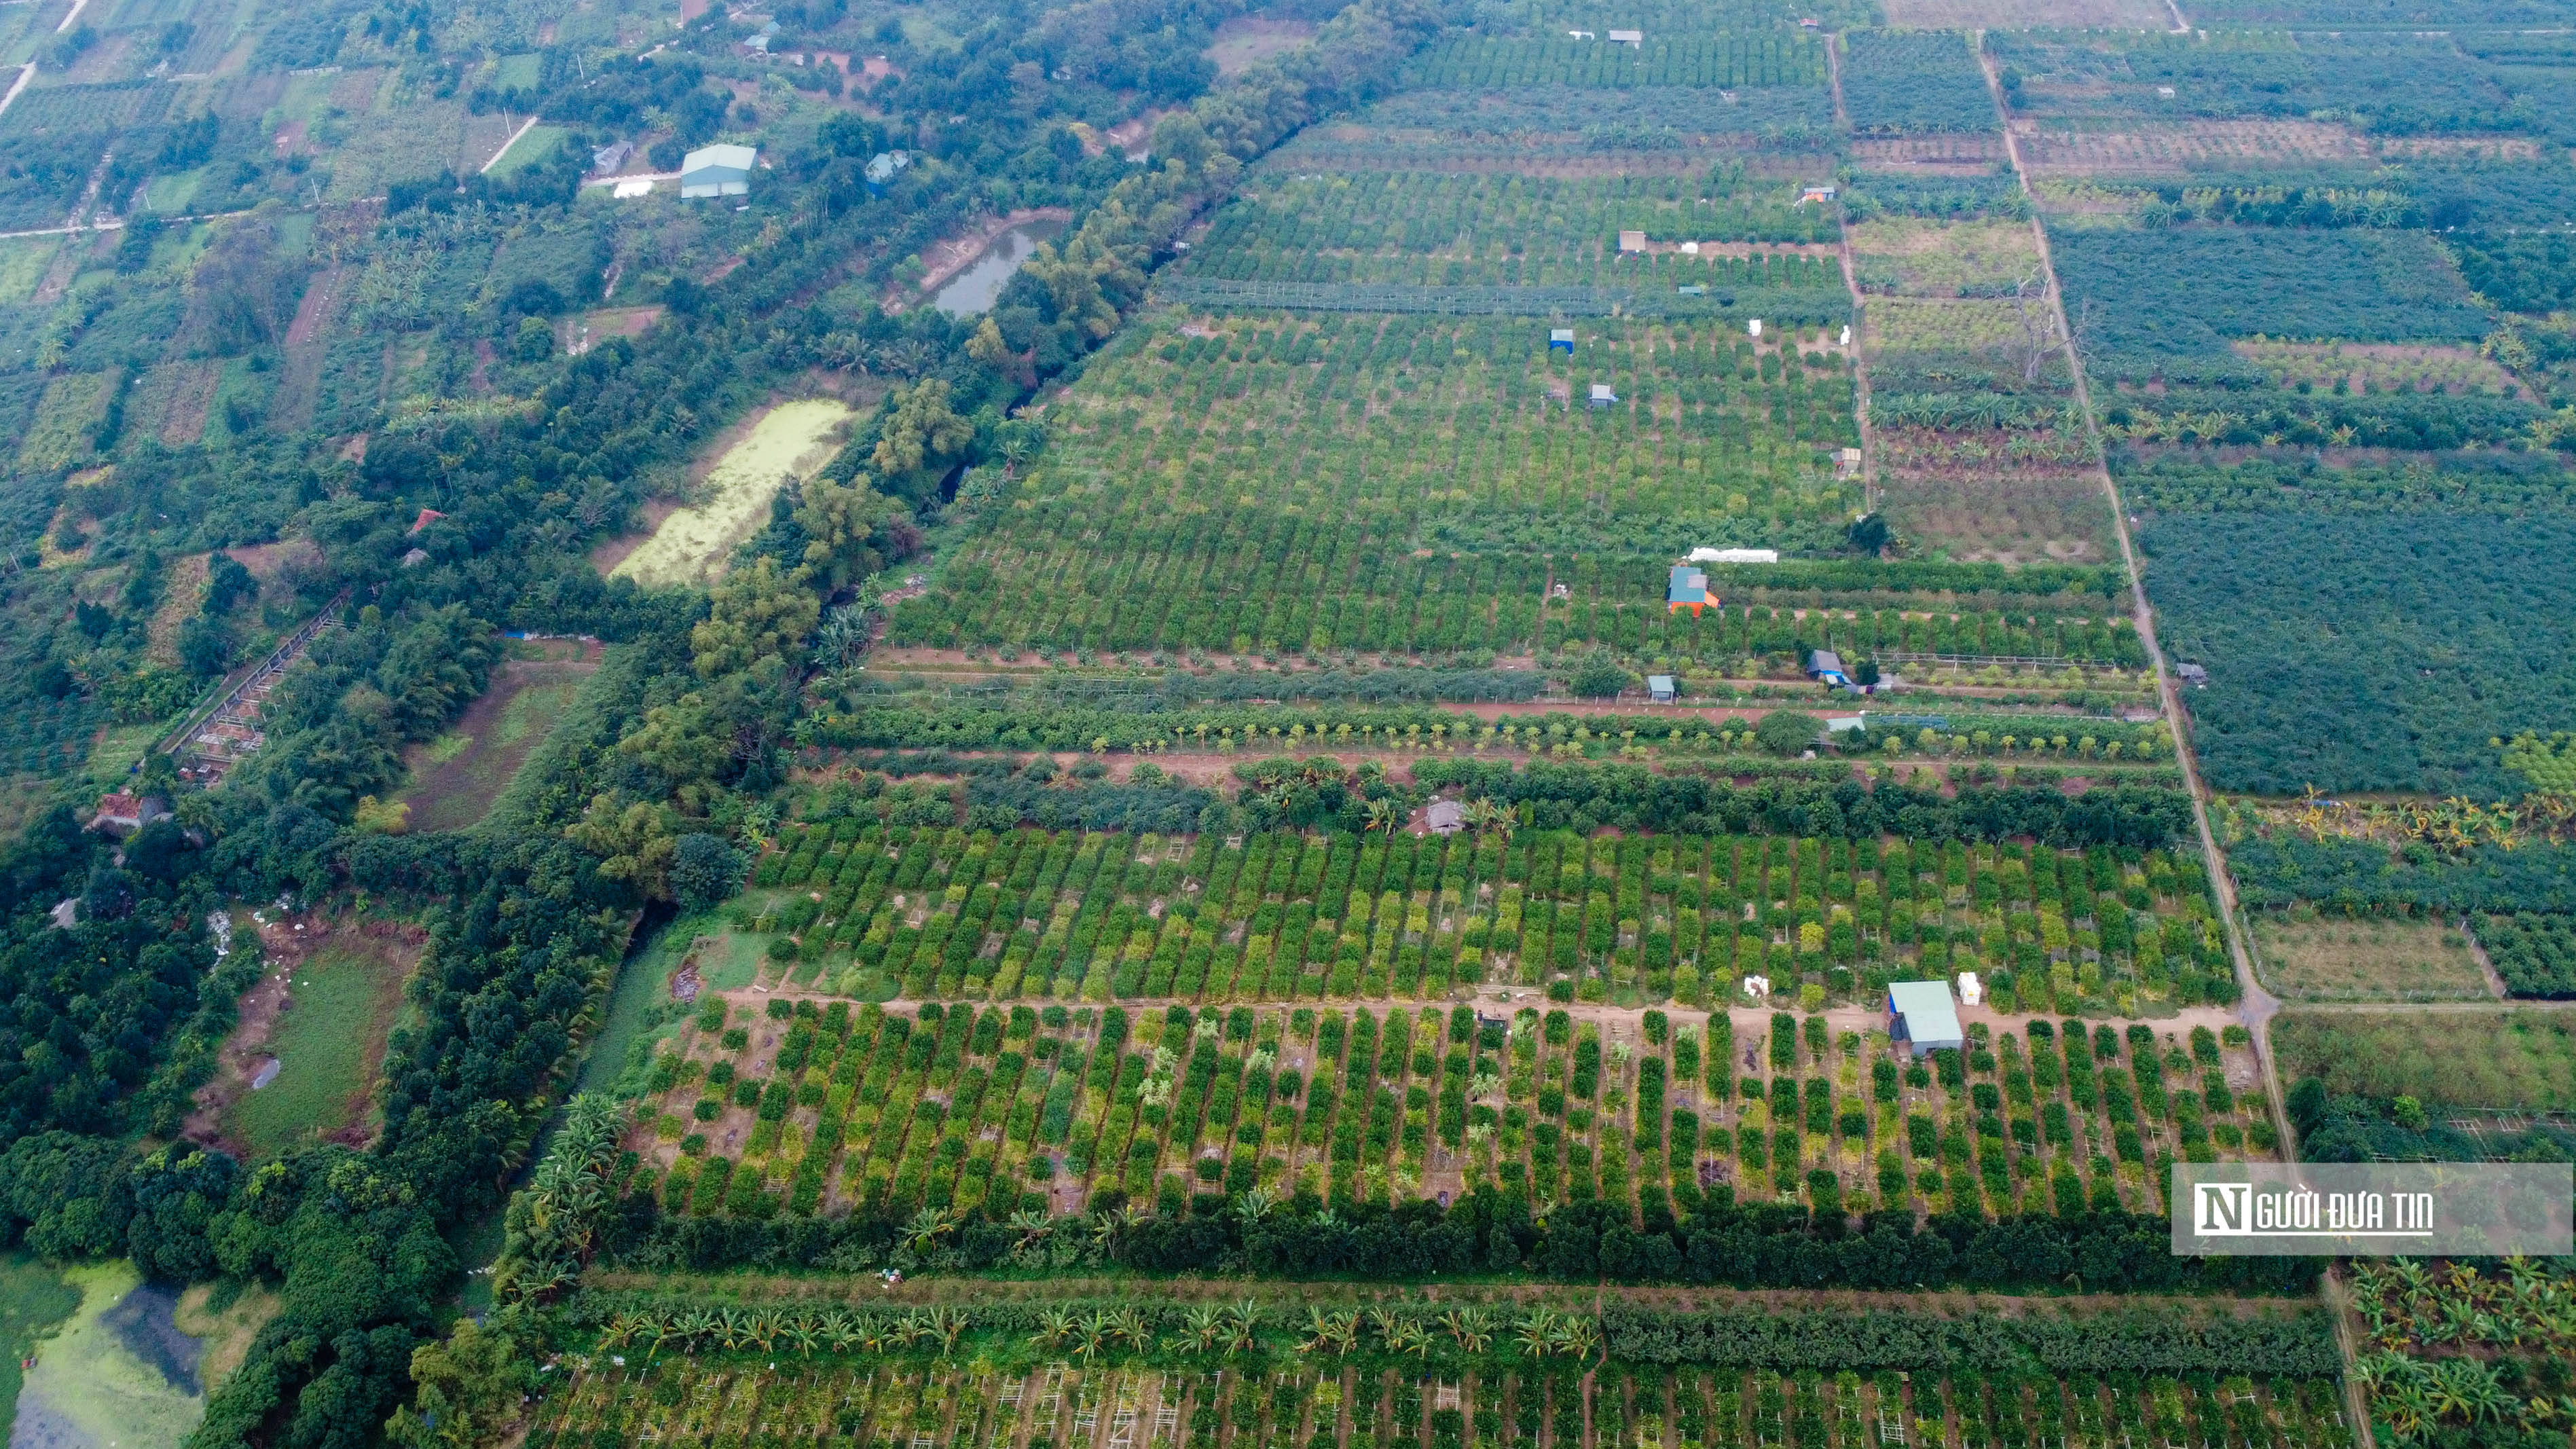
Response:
[[1667, 565, 1712, 615], [865, 150, 912, 190], [1799, 184, 1837, 204], [682, 144, 758, 198], [1608, 29, 1642, 43], [1618, 230, 1646, 253], [1425, 800, 1465, 836], [1647, 674, 1676, 703], [1888, 980, 1964, 1057], [1589, 383, 1617, 407], [1805, 648, 1847, 686], [592, 139, 633, 172], [1549, 327, 1575, 353], [2176, 663, 2209, 686]]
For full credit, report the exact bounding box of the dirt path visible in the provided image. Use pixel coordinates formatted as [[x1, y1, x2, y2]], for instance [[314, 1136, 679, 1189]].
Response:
[[1976, 40, 2369, 1441], [2461, 921, 2509, 999]]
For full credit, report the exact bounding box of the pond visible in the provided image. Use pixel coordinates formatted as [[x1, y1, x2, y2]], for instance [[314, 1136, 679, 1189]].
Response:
[[932, 218, 1065, 315]]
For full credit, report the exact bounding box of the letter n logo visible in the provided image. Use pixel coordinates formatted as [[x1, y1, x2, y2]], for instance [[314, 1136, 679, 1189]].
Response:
[[2196, 1182, 2250, 1236]]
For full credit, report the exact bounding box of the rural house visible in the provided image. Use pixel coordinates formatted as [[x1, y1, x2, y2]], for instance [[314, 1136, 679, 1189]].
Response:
[[1805, 648, 1849, 686]]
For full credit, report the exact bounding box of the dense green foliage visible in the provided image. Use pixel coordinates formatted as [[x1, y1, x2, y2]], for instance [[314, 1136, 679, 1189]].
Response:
[[2052, 230, 2484, 376], [2473, 913, 2576, 999], [1840, 31, 1996, 136], [2142, 511, 2576, 796], [1991, 30, 2531, 135], [1401, 34, 1826, 88]]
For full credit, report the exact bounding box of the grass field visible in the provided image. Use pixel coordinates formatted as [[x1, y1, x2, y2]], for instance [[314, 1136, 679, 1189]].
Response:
[[396, 650, 601, 832], [2273, 1009, 2576, 1109], [2252, 913, 2492, 1002], [224, 942, 414, 1157], [612, 399, 853, 590]]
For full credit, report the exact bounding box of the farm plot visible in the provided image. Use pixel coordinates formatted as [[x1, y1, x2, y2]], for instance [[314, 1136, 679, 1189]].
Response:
[[1848, 217, 2042, 297], [526, 1340, 2351, 1449], [632, 974, 2264, 1233], [2272, 1010, 2576, 1112], [2471, 913, 2576, 999], [740, 818, 2226, 1018], [1991, 30, 2520, 137], [2138, 511, 2576, 796], [1839, 31, 1998, 136], [895, 312, 1860, 659], [221, 928, 420, 1158], [1865, 298, 2110, 563], [392, 646, 602, 832], [2015, 120, 2372, 175], [2249, 913, 2492, 1003], [1884, 0, 2172, 24], [1399, 34, 1826, 90], [1346, 84, 1838, 145], [2048, 227, 2485, 382], [1194, 174, 1843, 276]]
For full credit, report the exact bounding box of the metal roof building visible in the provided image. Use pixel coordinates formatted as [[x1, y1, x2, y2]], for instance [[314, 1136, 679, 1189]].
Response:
[[1667, 564, 1710, 615], [1888, 980, 1964, 1057], [681, 144, 758, 199]]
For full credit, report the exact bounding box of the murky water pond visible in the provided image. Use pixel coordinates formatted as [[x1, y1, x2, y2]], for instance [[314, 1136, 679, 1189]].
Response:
[[932, 218, 1066, 314]]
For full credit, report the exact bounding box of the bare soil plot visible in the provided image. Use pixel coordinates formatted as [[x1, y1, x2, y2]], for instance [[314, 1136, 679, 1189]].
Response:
[[2255, 913, 2495, 1003], [1885, 0, 2171, 25], [126, 359, 221, 446], [394, 644, 602, 832], [2017, 119, 2367, 174], [1208, 16, 1314, 76]]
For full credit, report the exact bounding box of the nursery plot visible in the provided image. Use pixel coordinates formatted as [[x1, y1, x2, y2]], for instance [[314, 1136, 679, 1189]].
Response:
[[898, 312, 1861, 659], [2249, 913, 2492, 1003]]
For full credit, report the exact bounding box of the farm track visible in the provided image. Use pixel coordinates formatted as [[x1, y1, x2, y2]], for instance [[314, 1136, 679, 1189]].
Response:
[[1975, 41, 2373, 1446]]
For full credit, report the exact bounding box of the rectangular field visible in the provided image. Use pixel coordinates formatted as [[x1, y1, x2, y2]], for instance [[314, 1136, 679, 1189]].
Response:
[[897, 310, 1860, 659], [393, 648, 602, 832], [2251, 913, 2492, 1002], [2272, 1009, 2576, 1110]]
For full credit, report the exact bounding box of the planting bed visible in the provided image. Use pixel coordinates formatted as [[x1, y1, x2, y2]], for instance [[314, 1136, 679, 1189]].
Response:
[[523, 1347, 2354, 1449]]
